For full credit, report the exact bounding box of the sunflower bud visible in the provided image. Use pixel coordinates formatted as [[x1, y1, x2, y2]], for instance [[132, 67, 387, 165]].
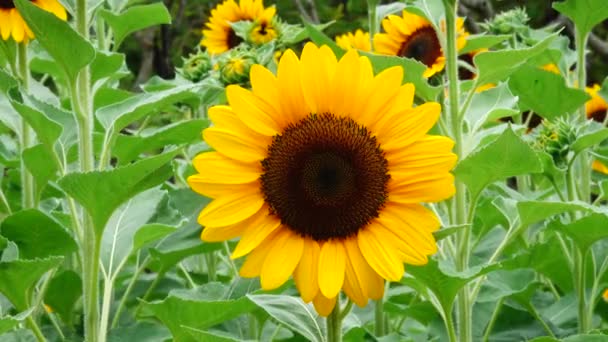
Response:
[[180, 50, 212, 82], [482, 8, 530, 36], [533, 118, 577, 168], [218, 49, 257, 85], [603, 289, 608, 302]]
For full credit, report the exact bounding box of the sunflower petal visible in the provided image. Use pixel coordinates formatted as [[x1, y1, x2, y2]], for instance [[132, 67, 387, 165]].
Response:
[[358, 225, 404, 281], [318, 240, 346, 298], [312, 292, 337, 317], [198, 187, 264, 227], [227, 85, 282, 136], [232, 213, 282, 259], [294, 238, 321, 302], [261, 229, 304, 290]]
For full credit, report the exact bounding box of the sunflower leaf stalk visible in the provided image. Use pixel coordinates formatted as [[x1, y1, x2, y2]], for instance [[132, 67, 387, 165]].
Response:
[[367, 0, 379, 52], [17, 42, 36, 209], [442, 1, 472, 342]]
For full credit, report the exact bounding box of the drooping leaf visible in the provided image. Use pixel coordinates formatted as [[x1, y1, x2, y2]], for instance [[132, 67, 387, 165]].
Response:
[[459, 34, 511, 55], [552, 213, 608, 253], [0, 209, 76, 260], [553, 0, 608, 37], [516, 200, 594, 228], [248, 294, 326, 342], [22, 144, 59, 201], [58, 149, 180, 237], [508, 66, 589, 120], [465, 83, 518, 132], [15, 0, 95, 82], [454, 127, 543, 198], [99, 3, 172, 49], [91, 51, 127, 83], [43, 270, 82, 326], [572, 120, 608, 153], [474, 33, 557, 85], [0, 256, 63, 311]]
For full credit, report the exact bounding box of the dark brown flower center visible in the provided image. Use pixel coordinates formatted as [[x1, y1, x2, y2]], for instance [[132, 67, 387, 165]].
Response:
[[227, 28, 243, 49], [0, 0, 15, 8], [260, 113, 390, 241], [398, 27, 442, 68], [588, 109, 607, 123], [458, 53, 475, 80]]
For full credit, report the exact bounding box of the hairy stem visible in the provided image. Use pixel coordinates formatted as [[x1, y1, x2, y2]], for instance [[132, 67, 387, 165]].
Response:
[[17, 43, 36, 209], [327, 300, 342, 342]]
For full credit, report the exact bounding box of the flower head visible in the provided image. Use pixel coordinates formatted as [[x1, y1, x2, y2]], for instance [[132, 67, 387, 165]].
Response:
[[181, 50, 213, 82], [218, 49, 257, 85], [335, 29, 371, 51], [201, 0, 276, 54], [374, 10, 467, 77], [0, 0, 67, 43], [188, 43, 456, 315], [585, 84, 608, 123]]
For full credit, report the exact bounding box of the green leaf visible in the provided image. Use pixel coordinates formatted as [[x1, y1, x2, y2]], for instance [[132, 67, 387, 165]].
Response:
[[0, 256, 63, 310], [0, 94, 21, 137], [459, 34, 511, 55], [23, 144, 59, 202], [454, 127, 543, 198], [58, 149, 180, 238], [303, 21, 343, 58], [0, 69, 17, 94], [113, 119, 209, 165], [433, 225, 469, 242], [132, 224, 177, 252], [553, 0, 608, 37], [465, 83, 518, 132], [362, 53, 441, 101], [107, 322, 171, 342], [572, 121, 608, 153], [99, 3, 172, 49], [9, 99, 62, 161], [140, 285, 256, 341], [553, 213, 608, 253], [508, 66, 589, 120], [96, 84, 198, 132], [101, 188, 166, 277], [15, 0, 95, 82], [476, 269, 536, 303], [563, 335, 608, 342], [183, 327, 240, 342], [0, 310, 33, 335], [43, 270, 82, 326], [248, 294, 325, 342], [516, 200, 594, 228], [0, 209, 77, 260], [91, 51, 127, 83], [474, 33, 558, 85]]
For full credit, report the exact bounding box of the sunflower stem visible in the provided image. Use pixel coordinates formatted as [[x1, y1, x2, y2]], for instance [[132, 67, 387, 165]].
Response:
[[327, 300, 342, 342], [575, 30, 591, 204], [444, 306, 458, 342], [367, 0, 379, 52], [26, 316, 47, 342], [374, 297, 386, 337], [17, 42, 36, 209]]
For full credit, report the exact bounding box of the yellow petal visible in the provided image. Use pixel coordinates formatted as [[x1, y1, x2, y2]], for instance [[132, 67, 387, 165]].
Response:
[[249, 64, 284, 127], [239, 232, 276, 278], [294, 238, 321, 302], [231, 213, 281, 259], [0, 10, 10, 40], [203, 127, 268, 163], [330, 49, 360, 116], [226, 85, 282, 136], [379, 103, 442, 151], [191, 152, 261, 183], [277, 49, 309, 123], [200, 220, 247, 242], [188, 176, 257, 199], [198, 186, 264, 227], [357, 66, 403, 127], [343, 246, 367, 307], [318, 239, 346, 298], [389, 173, 455, 203], [344, 237, 384, 301], [312, 292, 337, 317], [358, 225, 404, 281], [261, 229, 304, 290]]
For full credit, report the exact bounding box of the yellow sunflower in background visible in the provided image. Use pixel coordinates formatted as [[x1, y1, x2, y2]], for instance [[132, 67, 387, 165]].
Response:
[[374, 10, 467, 78], [586, 84, 607, 123], [0, 0, 66, 43], [603, 289, 608, 302], [188, 42, 456, 315], [201, 0, 276, 55], [336, 29, 371, 51]]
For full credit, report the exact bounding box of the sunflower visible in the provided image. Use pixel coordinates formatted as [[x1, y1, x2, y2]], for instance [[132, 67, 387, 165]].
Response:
[[374, 10, 467, 78], [201, 0, 276, 55], [249, 17, 278, 45], [188, 43, 456, 315], [603, 289, 608, 302], [335, 29, 371, 51], [586, 84, 608, 123], [0, 0, 67, 43]]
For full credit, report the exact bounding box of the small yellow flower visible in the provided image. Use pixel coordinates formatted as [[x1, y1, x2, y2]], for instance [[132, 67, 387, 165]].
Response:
[[249, 19, 278, 45], [0, 0, 67, 43], [374, 11, 467, 78], [335, 29, 371, 51], [585, 84, 608, 123]]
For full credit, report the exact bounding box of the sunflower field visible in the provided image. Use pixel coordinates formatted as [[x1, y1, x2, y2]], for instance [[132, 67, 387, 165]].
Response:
[[1, 0, 608, 341]]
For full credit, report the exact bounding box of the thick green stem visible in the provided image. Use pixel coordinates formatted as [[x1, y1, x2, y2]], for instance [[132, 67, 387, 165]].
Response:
[[26, 316, 47, 342], [17, 43, 36, 209], [374, 298, 386, 337], [444, 307, 458, 342], [367, 0, 379, 52], [574, 249, 590, 333], [575, 31, 591, 203], [327, 300, 342, 342]]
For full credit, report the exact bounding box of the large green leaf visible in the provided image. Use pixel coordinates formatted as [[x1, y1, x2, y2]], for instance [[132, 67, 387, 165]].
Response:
[[91, 51, 127, 83], [0, 209, 77, 260], [100, 187, 166, 278], [0, 310, 33, 335], [107, 322, 171, 342], [10, 99, 62, 162], [140, 284, 257, 341], [57, 149, 180, 237], [43, 270, 82, 326], [459, 34, 511, 55], [465, 83, 518, 132], [248, 294, 325, 342], [516, 201, 593, 228], [0, 256, 63, 311], [15, 0, 95, 82], [553, 0, 608, 37], [132, 224, 177, 252], [113, 119, 209, 165], [0, 69, 17, 94], [508, 66, 589, 120], [183, 327, 240, 342], [22, 144, 59, 202], [454, 127, 543, 198], [99, 3, 172, 49], [552, 213, 608, 253], [474, 33, 557, 85], [572, 120, 608, 153], [96, 84, 198, 132]]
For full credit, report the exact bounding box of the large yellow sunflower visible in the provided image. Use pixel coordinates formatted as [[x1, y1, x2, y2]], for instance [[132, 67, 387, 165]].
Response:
[[335, 29, 371, 51], [0, 0, 66, 43], [188, 43, 456, 315], [586, 84, 607, 123], [374, 10, 467, 78], [201, 0, 276, 55]]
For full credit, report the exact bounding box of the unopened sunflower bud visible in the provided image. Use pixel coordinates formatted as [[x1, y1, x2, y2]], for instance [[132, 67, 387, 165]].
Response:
[[603, 289, 608, 302], [533, 118, 577, 168], [482, 8, 530, 36], [181, 50, 212, 82], [218, 50, 257, 85]]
